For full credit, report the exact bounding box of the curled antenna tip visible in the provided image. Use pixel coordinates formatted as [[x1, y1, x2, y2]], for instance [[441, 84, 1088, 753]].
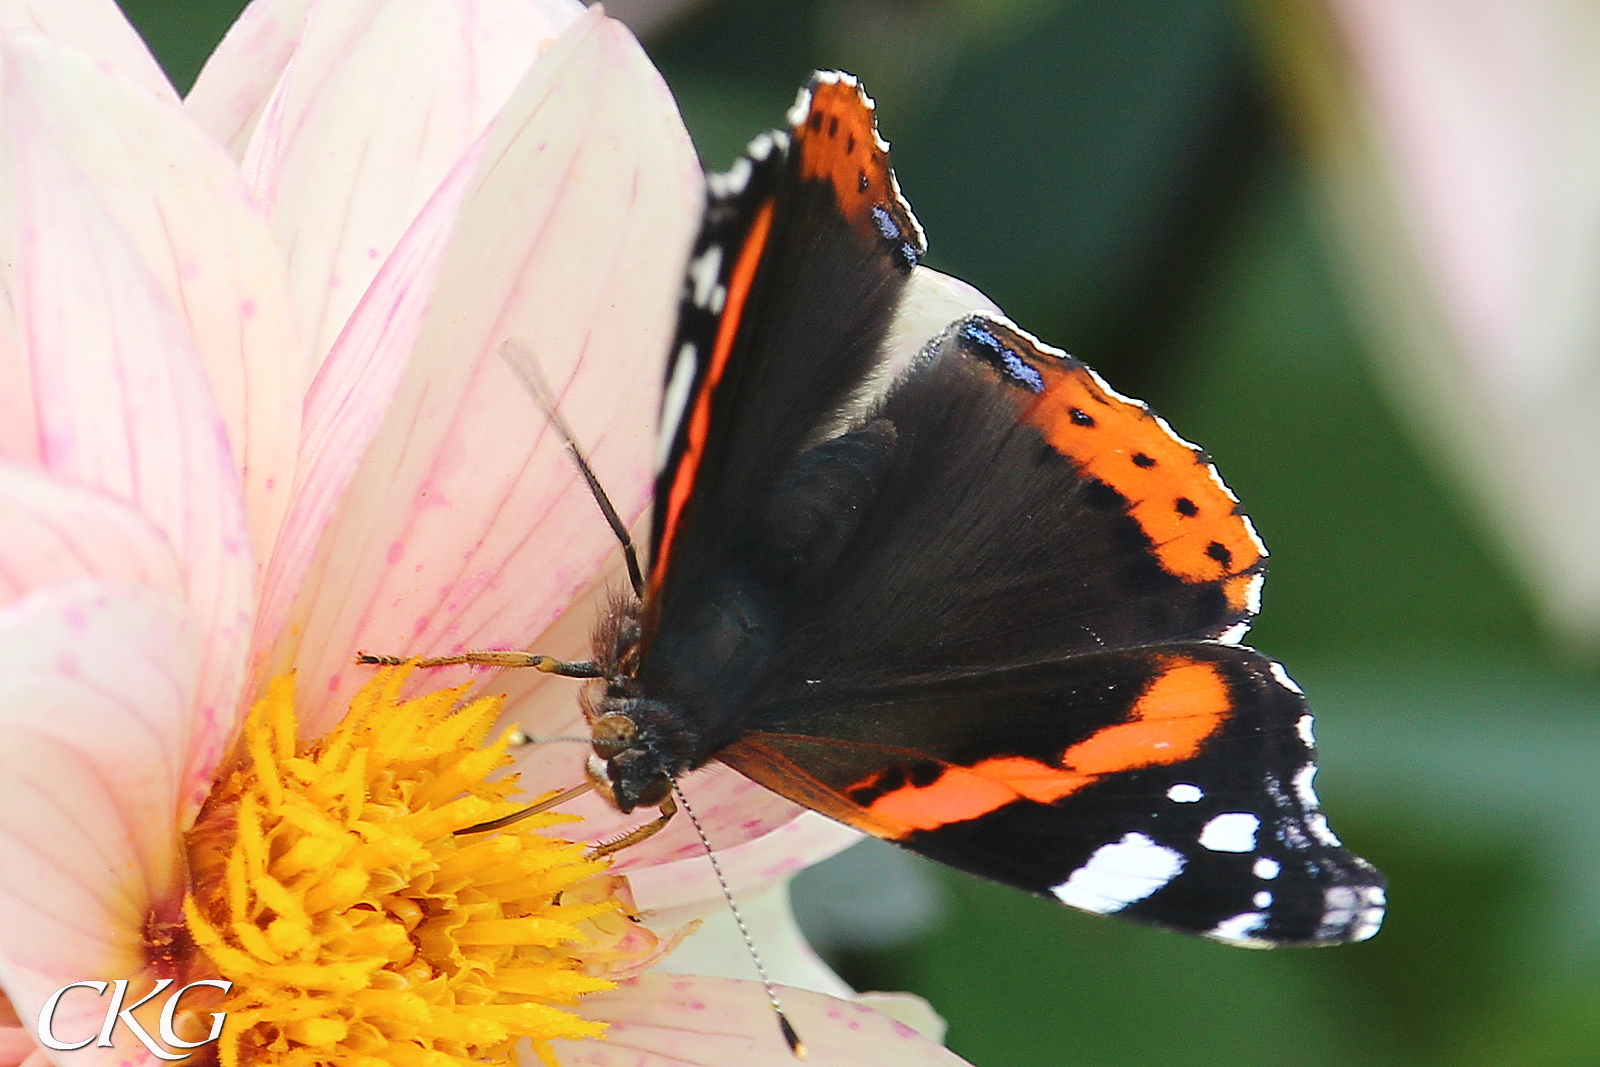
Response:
[[779, 1013, 806, 1059]]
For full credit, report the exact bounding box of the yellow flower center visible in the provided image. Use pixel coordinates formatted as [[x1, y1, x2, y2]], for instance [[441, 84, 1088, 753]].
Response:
[[181, 667, 636, 1067]]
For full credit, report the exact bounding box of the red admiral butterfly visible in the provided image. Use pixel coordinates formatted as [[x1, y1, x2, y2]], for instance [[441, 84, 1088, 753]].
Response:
[[389, 71, 1385, 949]]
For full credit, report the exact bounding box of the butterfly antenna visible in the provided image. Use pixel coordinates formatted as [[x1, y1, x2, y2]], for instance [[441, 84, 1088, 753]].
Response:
[[499, 341, 645, 598], [675, 785, 806, 1059]]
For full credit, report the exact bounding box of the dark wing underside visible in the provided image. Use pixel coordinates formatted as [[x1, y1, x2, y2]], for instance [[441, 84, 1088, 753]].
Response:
[[746, 316, 1266, 693], [646, 74, 923, 640], [638, 73, 1381, 946], [722, 642, 1384, 946]]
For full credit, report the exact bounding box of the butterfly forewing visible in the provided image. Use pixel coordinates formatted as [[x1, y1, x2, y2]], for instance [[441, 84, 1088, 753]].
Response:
[[648, 74, 923, 623]]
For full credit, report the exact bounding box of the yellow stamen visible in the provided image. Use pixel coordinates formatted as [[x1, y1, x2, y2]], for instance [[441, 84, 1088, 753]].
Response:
[[183, 667, 630, 1067]]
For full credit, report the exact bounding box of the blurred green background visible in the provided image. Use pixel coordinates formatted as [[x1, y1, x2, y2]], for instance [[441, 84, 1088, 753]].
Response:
[[127, 1, 1600, 1064]]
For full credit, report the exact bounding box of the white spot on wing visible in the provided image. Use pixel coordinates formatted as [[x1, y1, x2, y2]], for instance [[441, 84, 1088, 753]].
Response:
[[1199, 812, 1260, 853], [1053, 833, 1184, 915], [1293, 764, 1343, 846], [1253, 890, 1273, 908], [887, 171, 925, 246], [1270, 661, 1303, 696], [710, 285, 726, 314], [1207, 911, 1270, 947], [1242, 573, 1264, 614], [748, 131, 778, 161], [1306, 812, 1342, 847], [1319, 884, 1385, 942], [1254, 857, 1280, 880], [1167, 783, 1204, 804], [1293, 764, 1320, 810], [688, 245, 723, 309], [1295, 713, 1316, 747], [655, 343, 697, 472], [1218, 621, 1251, 644], [1240, 513, 1268, 556], [707, 157, 753, 199], [786, 84, 815, 128]]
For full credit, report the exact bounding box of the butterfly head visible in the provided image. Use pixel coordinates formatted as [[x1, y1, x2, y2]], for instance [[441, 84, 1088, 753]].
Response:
[[581, 595, 695, 813], [586, 704, 675, 813]]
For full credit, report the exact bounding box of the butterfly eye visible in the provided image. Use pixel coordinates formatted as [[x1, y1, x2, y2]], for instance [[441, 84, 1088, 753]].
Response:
[[591, 714, 638, 759]]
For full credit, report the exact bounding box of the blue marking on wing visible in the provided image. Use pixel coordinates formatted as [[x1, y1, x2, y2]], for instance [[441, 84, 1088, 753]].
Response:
[[960, 321, 1044, 392]]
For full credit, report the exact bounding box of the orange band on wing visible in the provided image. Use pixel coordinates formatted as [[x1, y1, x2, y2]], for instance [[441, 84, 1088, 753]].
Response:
[[651, 200, 775, 594], [865, 756, 1092, 833], [856, 657, 1232, 835], [1023, 360, 1262, 598], [1058, 659, 1229, 774]]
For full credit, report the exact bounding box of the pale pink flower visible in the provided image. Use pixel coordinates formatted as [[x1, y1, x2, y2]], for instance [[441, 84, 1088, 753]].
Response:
[[0, 1, 962, 1063], [1257, 0, 1600, 648]]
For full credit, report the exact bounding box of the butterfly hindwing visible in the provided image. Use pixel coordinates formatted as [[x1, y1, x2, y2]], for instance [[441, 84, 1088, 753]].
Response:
[[721, 643, 1383, 946]]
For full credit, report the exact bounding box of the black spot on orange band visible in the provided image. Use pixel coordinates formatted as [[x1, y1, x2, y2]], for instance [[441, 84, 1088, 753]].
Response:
[[961, 317, 1264, 606]]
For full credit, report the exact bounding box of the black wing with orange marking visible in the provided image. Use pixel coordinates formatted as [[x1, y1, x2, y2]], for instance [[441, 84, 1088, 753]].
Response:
[[736, 314, 1267, 691], [695, 313, 1381, 943], [722, 644, 1383, 945], [647, 73, 923, 628], [633, 72, 1382, 946]]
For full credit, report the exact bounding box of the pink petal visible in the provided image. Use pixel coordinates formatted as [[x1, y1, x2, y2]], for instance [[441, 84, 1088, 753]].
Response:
[[0, 277, 30, 467], [627, 813, 862, 909], [251, 125, 487, 679], [1327, 0, 1564, 387], [242, 0, 583, 371], [0, 1025, 37, 1067], [184, 0, 316, 158], [272, 8, 700, 735], [0, 0, 173, 103], [0, 463, 184, 609], [0, 582, 201, 1067], [3, 32, 305, 582], [1, 37, 255, 813], [559, 975, 971, 1066], [1293, 0, 1600, 641], [645, 876, 853, 1000]]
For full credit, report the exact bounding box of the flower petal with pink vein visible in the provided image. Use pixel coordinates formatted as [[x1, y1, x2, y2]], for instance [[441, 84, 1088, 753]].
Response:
[[0, 581, 200, 1067], [275, 8, 699, 736], [647, 876, 854, 1000], [628, 812, 862, 911], [4, 33, 304, 573], [243, 0, 583, 372], [184, 0, 316, 159], [0, 462, 184, 609], [0, 36, 255, 813], [0, 0, 173, 103], [252, 124, 487, 680], [560, 974, 972, 1066]]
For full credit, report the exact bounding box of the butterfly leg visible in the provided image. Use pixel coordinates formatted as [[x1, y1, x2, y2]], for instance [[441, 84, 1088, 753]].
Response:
[[453, 781, 597, 836], [355, 650, 603, 677], [587, 794, 679, 858]]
